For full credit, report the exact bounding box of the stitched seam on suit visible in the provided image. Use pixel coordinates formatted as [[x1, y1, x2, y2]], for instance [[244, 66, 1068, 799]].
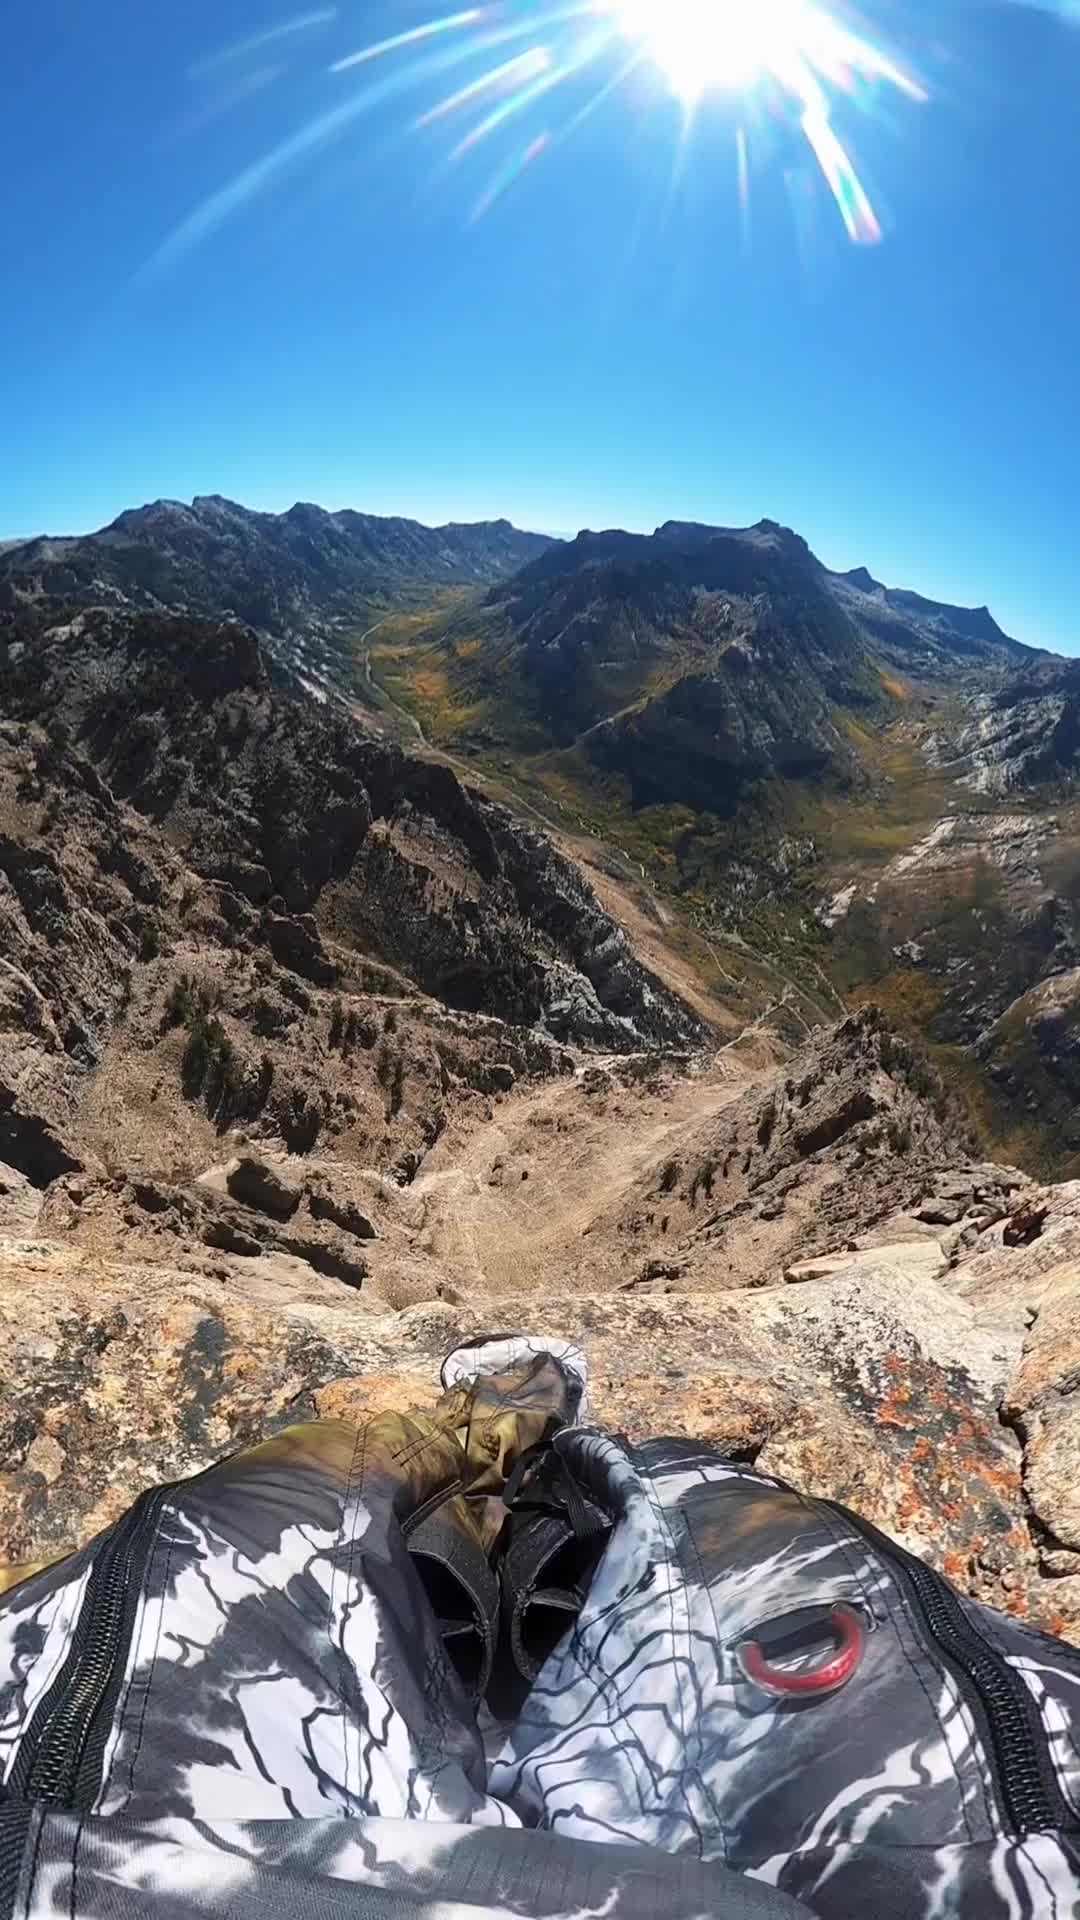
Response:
[[638, 1465, 712, 1863], [120, 1514, 177, 1818], [333, 1422, 366, 1807], [813, 1497, 982, 1845], [677, 1499, 731, 1867]]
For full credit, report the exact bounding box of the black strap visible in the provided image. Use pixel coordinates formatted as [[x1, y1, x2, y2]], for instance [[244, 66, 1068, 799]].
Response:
[[406, 1506, 500, 1702], [502, 1442, 608, 1545], [489, 1451, 613, 1715]]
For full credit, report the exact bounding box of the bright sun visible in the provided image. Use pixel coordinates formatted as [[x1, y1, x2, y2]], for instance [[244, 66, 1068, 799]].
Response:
[[612, 0, 797, 101], [600, 0, 925, 239]]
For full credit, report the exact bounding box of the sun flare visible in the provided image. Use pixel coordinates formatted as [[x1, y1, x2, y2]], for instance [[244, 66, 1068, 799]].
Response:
[[602, 0, 926, 238], [154, 0, 929, 272]]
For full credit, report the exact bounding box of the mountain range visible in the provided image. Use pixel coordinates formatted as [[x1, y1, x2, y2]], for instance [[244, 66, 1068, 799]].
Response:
[[415, 516, 1035, 798], [0, 495, 553, 696], [5, 493, 1080, 1176]]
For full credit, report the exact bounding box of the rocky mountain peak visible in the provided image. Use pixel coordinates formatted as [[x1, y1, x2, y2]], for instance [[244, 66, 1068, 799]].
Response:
[[885, 586, 1010, 648], [840, 564, 882, 593], [190, 493, 243, 517]]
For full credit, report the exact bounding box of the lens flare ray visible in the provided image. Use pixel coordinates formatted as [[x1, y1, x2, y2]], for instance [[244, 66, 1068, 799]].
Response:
[[471, 131, 551, 217], [417, 48, 552, 127], [143, 29, 535, 274], [332, 11, 483, 74], [449, 29, 613, 159], [191, 9, 337, 78], [801, 106, 880, 242]]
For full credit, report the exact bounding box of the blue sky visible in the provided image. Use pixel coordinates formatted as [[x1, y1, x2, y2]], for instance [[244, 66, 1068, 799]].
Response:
[[4, 0, 1079, 648]]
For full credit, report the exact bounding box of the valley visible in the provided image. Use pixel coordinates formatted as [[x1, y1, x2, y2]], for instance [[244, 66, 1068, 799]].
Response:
[[359, 524, 1080, 1174], [8, 495, 1080, 1184]]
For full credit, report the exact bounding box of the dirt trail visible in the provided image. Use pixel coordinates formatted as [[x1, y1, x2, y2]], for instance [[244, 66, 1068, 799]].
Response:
[[407, 1035, 779, 1297], [354, 625, 424, 743]]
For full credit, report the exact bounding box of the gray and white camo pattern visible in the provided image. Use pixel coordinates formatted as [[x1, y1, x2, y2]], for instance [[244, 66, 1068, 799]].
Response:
[[2, 1340, 1080, 1918]]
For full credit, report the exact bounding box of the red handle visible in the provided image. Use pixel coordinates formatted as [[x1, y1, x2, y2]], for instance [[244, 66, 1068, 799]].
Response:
[[739, 1605, 865, 1698]]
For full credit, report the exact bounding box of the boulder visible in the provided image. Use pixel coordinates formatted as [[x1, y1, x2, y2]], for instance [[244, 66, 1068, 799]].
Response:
[[0, 1160, 42, 1235], [1002, 1262, 1080, 1564], [784, 1241, 947, 1285], [226, 1156, 303, 1219], [307, 1187, 378, 1240]]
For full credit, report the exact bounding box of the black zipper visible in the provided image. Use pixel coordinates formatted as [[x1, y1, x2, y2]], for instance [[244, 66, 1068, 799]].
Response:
[[6, 1484, 173, 1813], [830, 1499, 1072, 1835]]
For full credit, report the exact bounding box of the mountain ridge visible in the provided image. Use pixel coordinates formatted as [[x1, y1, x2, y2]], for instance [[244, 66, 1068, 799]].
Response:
[[2, 498, 1040, 668], [388, 512, 1044, 804], [505, 514, 1037, 657], [0, 494, 557, 651]]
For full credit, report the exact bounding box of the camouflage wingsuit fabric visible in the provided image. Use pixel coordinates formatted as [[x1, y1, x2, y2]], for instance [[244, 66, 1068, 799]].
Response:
[[2, 1335, 1080, 1919]]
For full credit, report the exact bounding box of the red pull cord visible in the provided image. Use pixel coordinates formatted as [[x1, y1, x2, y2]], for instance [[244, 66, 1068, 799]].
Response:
[[739, 1605, 865, 1698]]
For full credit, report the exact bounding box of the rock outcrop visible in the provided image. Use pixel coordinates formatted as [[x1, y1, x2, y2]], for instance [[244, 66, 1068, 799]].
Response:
[[952, 658, 1080, 797], [6, 1002, 1080, 1646], [4, 1175, 1079, 1637], [583, 1010, 999, 1290]]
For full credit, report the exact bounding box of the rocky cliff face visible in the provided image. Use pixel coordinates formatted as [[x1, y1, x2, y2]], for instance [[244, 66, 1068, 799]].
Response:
[[0, 598, 703, 1209], [950, 657, 1080, 796]]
